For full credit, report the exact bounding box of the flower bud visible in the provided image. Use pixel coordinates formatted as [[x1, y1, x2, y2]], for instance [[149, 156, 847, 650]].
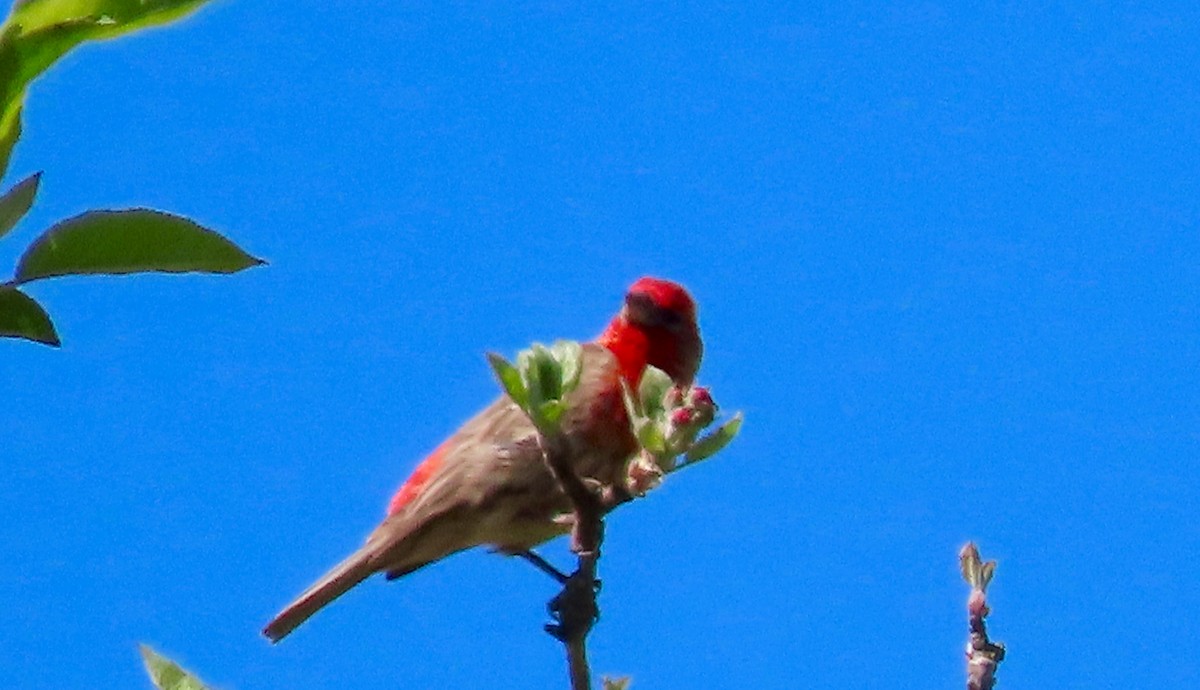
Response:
[[670, 407, 695, 426], [689, 386, 713, 407]]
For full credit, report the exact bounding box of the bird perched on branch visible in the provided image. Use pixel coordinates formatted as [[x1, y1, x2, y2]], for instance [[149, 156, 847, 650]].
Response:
[[263, 276, 703, 642]]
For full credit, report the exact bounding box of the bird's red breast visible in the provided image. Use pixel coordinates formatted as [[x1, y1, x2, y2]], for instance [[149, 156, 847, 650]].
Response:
[[384, 276, 699, 518], [596, 316, 651, 389]]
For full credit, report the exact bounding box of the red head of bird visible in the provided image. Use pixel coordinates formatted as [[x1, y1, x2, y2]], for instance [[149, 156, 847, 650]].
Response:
[[597, 276, 703, 388]]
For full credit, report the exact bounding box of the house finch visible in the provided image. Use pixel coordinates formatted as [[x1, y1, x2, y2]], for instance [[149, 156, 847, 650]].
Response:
[[263, 277, 702, 642]]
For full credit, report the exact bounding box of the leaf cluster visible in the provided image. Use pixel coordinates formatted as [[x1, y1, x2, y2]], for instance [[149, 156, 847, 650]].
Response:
[[624, 366, 743, 481], [490, 339, 744, 497], [0, 0, 262, 347], [488, 340, 584, 435]]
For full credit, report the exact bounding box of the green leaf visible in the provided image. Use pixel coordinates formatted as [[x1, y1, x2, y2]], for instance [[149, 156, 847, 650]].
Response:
[[532, 342, 562, 403], [8, 0, 211, 36], [0, 284, 57, 345], [551, 339, 583, 393], [138, 644, 211, 690], [635, 418, 667, 455], [0, 170, 39, 240], [603, 677, 632, 690], [487, 352, 528, 411], [637, 366, 671, 417], [0, 1, 215, 177], [0, 103, 20, 181], [538, 400, 565, 430], [14, 208, 264, 283], [684, 412, 743, 464], [518, 347, 542, 412]]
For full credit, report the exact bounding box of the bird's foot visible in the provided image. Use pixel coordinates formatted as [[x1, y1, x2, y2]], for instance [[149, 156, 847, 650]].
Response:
[[545, 567, 599, 643]]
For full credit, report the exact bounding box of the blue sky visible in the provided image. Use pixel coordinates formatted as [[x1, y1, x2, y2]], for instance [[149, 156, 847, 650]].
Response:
[[2, 2, 1198, 687]]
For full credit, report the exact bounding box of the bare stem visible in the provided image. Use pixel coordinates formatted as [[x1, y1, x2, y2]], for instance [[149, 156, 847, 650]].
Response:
[[566, 639, 590, 690]]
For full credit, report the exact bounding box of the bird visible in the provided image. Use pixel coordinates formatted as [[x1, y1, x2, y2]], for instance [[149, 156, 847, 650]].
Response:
[[263, 276, 703, 642]]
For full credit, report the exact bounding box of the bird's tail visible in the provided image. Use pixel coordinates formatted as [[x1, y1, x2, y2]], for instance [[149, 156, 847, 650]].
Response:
[[263, 545, 379, 643]]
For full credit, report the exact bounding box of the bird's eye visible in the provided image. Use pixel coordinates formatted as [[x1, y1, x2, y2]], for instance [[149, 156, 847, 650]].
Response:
[[626, 292, 683, 330], [657, 308, 683, 331]]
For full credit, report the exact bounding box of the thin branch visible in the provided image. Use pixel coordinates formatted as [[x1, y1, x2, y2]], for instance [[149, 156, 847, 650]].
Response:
[[566, 639, 591, 690], [537, 433, 604, 690]]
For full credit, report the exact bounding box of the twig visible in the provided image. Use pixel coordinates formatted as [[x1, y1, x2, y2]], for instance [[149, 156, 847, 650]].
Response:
[[960, 543, 1005, 690], [537, 433, 604, 690]]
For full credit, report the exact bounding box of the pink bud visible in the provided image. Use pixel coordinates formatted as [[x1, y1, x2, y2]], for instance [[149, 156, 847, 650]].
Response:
[[967, 589, 990, 617], [671, 408, 695, 426], [690, 386, 713, 407]]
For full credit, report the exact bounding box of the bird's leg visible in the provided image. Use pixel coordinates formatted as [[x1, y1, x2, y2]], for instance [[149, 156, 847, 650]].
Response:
[[516, 549, 571, 584]]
